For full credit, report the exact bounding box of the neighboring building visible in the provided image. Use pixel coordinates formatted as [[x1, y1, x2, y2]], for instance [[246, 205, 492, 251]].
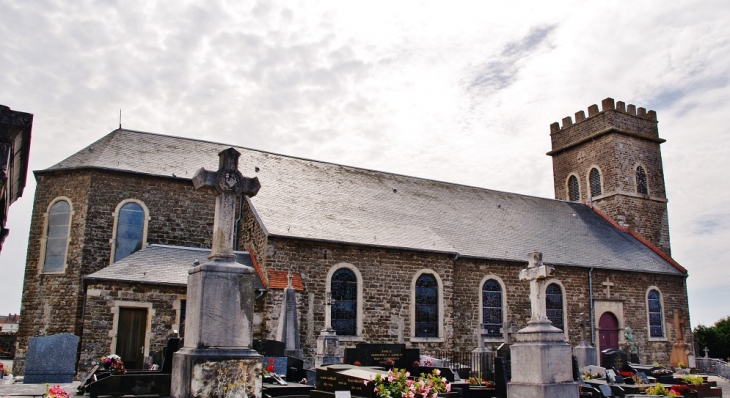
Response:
[[14, 98, 690, 376], [0, 105, 33, 253], [0, 313, 20, 334]]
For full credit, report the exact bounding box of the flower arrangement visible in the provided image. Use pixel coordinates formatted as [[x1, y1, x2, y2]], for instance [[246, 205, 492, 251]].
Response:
[[681, 375, 703, 386], [413, 361, 420, 366], [619, 370, 634, 378], [385, 359, 394, 365], [677, 361, 687, 369], [645, 382, 679, 397], [353, 361, 361, 366], [670, 384, 695, 394], [263, 358, 275, 376], [651, 368, 673, 376], [371, 368, 450, 398], [468, 377, 484, 386], [581, 371, 601, 380], [2, 366, 10, 376], [44, 384, 70, 398], [100, 354, 126, 374]]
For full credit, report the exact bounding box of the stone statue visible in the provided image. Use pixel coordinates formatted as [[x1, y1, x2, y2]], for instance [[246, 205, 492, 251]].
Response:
[[624, 327, 637, 353]]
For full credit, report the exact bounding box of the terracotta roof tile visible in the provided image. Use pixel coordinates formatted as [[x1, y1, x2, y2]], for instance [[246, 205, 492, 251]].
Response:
[[267, 270, 304, 291]]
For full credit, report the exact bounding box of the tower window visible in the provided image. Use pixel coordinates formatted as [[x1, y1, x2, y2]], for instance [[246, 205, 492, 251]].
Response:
[[545, 283, 564, 331], [415, 274, 438, 337], [331, 268, 357, 336], [481, 279, 503, 337], [568, 175, 580, 202], [636, 166, 648, 195], [589, 168, 602, 197]]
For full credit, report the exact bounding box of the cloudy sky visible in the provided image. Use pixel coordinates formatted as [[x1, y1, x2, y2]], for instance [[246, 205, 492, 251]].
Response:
[[1, 0, 729, 329]]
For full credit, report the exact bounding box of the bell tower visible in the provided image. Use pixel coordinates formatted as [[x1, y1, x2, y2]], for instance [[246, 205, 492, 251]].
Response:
[[547, 97, 671, 256]]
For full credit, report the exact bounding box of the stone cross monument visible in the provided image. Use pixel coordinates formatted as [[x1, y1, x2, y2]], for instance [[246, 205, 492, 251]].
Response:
[[670, 311, 689, 367], [277, 271, 303, 359], [574, 312, 597, 368], [507, 252, 578, 398], [171, 148, 263, 398]]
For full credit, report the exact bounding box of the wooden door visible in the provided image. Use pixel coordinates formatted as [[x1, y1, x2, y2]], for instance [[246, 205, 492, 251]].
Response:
[[116, 308, 147, 369], [598, 312, 619, 350]]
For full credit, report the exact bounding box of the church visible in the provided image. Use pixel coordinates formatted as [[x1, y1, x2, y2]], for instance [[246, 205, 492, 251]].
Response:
[[13, 97, 690, 376]]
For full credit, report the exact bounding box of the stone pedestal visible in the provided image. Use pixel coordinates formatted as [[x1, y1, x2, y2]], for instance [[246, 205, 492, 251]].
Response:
[[573, 341, 597, 369], [507, 321, 579, 398], [171, 259, 262, 398], [670, 342, 689, 368], [314, 329, 340, 367]]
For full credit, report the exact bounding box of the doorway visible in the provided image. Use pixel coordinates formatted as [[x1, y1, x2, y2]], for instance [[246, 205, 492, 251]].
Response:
[[598, 312, 619, 351], [116, 307, 147, 369]]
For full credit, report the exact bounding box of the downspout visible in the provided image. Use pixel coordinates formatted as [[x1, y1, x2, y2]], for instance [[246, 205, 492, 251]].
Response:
[[588, 267, 595, 344], [233, 194, 243, 251]]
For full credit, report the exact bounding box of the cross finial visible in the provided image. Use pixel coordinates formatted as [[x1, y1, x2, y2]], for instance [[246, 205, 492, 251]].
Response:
[[192, 148, 261, 260], [287, 270, 293, 289], [704, 347, 710, 358], [500, 321, 515, 345], [602, 277, 614, 298], [578, 313, 590, 343]]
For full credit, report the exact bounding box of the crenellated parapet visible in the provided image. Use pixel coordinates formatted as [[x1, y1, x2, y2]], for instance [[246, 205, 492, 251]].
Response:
[[548, 97, 663, 156]]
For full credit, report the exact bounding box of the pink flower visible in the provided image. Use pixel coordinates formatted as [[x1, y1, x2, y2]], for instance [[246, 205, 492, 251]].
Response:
[[434, 369, 441, 375]]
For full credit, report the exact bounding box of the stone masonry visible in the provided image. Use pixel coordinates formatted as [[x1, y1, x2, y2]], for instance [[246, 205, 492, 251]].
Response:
[[549, 98, 671, 256]]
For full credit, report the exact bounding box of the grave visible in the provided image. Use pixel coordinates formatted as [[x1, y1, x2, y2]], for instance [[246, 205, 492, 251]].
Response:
[[507, 252, 578, 398], [315, 292, 340, 367], [24, 333, 78, 384], [574, 313, 597, 369], [600, 348, 627, 371], [278, 271, 304, 360], [343, 343, 419, 370], [312, 364, 378, 398], [472, 326, 495, 381], [170, 148, 262, 398]]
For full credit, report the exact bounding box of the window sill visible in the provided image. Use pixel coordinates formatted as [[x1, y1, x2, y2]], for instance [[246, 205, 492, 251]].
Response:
[[337, 336, 365, 342], [410, 337, 444, 343], [647, 337, 667, 342]]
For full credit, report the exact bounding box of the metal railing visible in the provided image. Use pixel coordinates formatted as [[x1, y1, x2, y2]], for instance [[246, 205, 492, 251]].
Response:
[[696, 358, 730, 381], [431, 350, 494, 380]]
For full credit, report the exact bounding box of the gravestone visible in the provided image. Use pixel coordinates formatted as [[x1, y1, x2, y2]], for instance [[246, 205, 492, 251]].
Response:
[[24, 333, 78, 384], [315, 293, 340, 367], [600, 349, 627, 371], [472, 326, 495, 381], [278, 271, 303, 359], [171, 148, 262, 398], [494, 357, 508, 398], [313, 365, 378, 398], [254, 339, 286, 357], [574, 313, 597, 368], [507, 252, 578, 398], [343, 343, 419, 370]]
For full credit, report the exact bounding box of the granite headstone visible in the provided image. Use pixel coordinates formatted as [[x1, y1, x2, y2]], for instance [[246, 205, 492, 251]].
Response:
[[24, 333, 79, 384]]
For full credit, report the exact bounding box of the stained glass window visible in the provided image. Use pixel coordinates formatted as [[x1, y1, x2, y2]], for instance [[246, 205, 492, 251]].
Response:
[[589, 168, 602, 197], [331, 268, 357, 336], [568, 175, 580, 202], [114, 202, 145, 262], [482, 279, 503, 337], [648, 290, 664, 338], [546, 283, 564, 331], [636, 166, 648, 195], [415, 274, 438, 337], [43, 200, 71, 272]]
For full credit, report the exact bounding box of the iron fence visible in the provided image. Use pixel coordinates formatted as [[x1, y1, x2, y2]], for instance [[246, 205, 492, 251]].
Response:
[[430, 350, 494, 380], [696, 358, 730, 381]]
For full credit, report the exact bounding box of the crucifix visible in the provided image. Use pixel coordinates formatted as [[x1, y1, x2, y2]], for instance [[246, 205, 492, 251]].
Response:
[[192, 148, 261, 260], [602, 277, 614, 299], [704, 347, 709, 358], [578, 312, 590, 343], [518, 252, 555, 322]]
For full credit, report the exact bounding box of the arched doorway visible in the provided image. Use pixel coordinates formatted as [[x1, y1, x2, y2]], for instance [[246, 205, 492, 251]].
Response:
[[599, 312, 619, 351]]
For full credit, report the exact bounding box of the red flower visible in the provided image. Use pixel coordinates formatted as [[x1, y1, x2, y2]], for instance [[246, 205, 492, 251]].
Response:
[[353, 361, 361, 366], [267, 364, 274, 372], [268, 358, 275, 364]]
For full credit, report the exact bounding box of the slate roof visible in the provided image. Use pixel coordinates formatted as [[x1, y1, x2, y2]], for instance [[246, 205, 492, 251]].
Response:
[[85, 244, 264, 288], [47, 129, 685, 276]]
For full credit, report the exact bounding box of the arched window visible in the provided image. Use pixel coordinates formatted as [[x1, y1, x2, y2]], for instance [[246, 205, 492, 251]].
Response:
[[568, 175, 580, 202], [331, 268, 357, 336], [482, 279, 503, 337], [42, 199, 71, 272], [647, 289, 664, 338], [415, 274, 438, 337], [589, 168, 602, 197], [111, 200, 149, 263], [636, 166, 648, 195], [545, 283, 564, 331]]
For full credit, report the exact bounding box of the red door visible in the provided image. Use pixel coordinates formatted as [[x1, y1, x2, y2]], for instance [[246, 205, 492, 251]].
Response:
[[599, 312, 619, 350]]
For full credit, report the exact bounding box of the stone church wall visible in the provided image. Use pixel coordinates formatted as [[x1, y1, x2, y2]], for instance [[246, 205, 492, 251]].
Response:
[[77, 280, 186, 376]]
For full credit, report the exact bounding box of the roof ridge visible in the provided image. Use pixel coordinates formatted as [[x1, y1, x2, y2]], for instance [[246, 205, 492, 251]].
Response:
[[588, 204, 686, 274]]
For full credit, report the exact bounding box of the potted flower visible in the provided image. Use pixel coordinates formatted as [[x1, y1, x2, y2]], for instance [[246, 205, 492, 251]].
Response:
[[372, 368, 451, 398], [1, 367, 13, 385], [44, 384, 70, 398]]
